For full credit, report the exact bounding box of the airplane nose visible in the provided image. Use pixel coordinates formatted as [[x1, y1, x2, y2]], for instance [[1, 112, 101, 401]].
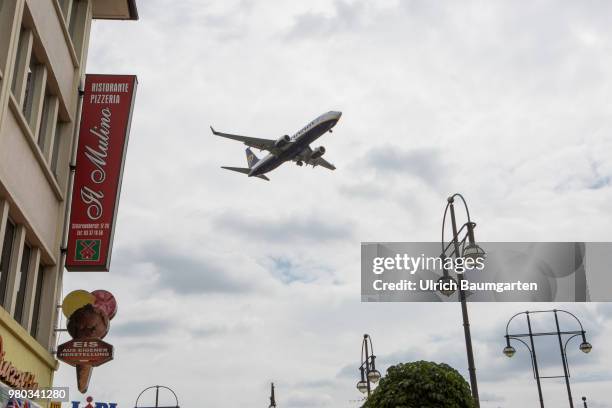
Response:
[[332, 111, 342, 119]]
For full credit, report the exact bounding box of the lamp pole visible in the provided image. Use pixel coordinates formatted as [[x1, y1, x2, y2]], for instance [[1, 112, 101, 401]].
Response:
[[526, 312, 545, 408], [503, 309, 592, 408], [440, 193, 485, 407], [555, 310, 574, 406], [356, 334, 382, 398], [504, 312, 545, 408]]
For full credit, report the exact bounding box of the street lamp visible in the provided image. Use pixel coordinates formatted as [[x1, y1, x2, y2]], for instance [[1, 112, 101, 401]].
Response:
[[134, 386, 179, 408], [356, 334, 381, 397], [502, 345, 516, 357], [440, 193, 485, 408], [579, 341, 592, 354], [503, 309, 593, 408], [436, 270, 458, 298]]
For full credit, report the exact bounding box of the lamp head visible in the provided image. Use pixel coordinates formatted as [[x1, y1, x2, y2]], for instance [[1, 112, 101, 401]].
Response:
[[462, 242, 486, 263], [437, 274, 457, 297], [367, 369, 381, 383], [580, 341, 592, 354], [356, 380, 368, 394], [503, 345, 516, 358]]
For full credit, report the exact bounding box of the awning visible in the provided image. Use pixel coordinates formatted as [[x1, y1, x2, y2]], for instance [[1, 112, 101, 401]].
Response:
[[92, 0, 138, 21]]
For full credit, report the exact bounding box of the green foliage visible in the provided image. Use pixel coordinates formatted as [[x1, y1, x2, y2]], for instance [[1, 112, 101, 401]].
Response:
[[362, 361, 475, 408]]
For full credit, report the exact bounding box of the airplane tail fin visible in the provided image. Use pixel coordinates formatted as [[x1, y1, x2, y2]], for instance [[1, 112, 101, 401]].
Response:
[[219, 148, 269, 181], [246, 148, 259, 168]]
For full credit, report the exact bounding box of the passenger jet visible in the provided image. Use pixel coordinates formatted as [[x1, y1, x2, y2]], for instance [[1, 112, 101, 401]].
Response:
[[211, 111, 342, 181]]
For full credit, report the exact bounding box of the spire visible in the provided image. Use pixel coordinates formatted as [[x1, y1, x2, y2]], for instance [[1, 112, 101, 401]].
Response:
[[269, 382, 277, 407]]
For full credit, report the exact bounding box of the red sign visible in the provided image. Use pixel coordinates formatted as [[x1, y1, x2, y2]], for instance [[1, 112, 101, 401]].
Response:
[[66, 74, 137, 271], [57, 338, 114, 367]]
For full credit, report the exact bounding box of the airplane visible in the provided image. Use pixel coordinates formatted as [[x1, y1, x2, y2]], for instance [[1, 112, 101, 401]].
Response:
[[211, 111, 342, 181]]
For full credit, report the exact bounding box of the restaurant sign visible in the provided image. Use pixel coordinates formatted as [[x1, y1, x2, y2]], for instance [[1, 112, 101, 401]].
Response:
[[66, 74, 138, 271]]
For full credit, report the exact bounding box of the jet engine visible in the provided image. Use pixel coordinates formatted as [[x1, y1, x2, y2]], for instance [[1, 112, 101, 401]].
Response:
[[310, 146, 326, 159], [275, 135, 291, 148]]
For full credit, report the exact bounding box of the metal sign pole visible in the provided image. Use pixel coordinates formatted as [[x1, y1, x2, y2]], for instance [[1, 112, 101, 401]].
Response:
[[134, 385, 180, 408]]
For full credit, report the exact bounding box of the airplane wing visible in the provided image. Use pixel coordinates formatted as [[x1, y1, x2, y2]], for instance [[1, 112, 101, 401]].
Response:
[[211, 126, 276, 151], [311, 156, 336, 170], [294, 146, 336, 171]]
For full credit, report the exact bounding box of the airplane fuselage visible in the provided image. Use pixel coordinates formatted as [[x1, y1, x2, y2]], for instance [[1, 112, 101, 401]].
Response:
[[248, 111, 342, 177]]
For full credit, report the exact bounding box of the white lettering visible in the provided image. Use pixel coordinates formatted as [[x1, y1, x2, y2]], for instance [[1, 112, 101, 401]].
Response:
[[81, 186, 104, 220], [85, 108, 111, 184]]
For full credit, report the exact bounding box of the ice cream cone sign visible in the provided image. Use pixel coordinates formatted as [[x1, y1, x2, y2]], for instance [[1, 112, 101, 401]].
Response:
[[57, 290, 118, 393]]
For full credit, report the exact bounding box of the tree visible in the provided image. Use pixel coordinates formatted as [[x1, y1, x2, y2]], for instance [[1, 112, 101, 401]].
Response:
[[362, 361, 475, 408]]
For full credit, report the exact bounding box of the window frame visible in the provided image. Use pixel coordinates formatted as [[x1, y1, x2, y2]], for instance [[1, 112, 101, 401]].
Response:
[[30, 264, 45, 339], [10, 27, 34, 106], [37, 91, 60, 161], [0, 218, 16, 307], [51, 120, 64, 177], [13, 242, 31, 325]]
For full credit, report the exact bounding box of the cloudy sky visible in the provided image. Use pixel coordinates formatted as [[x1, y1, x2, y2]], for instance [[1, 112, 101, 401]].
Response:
[[55, 1, 612, 407]]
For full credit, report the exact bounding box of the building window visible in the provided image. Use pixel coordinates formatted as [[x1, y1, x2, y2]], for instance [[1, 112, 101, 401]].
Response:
[[11, 29, 29, 97], [0, 219, 15, 307], [11, 26, 48, 133], [11, 26, 35, 110], [58, 0, 72, 21], [51, 120, 63, 178], [38, 91, 59, 160], [37, 93, 51, 151], [60, 0, 87, 56], [23, 54, 47, 133], [30, 265, 44, 338], [68, 0, 88, 60], [22, 57, 35, 117], [13, 243, 31, 325], [68, 0, 80, 37]]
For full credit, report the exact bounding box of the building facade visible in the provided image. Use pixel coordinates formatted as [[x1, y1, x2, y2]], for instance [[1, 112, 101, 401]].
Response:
[[0, 0, 137, 405]]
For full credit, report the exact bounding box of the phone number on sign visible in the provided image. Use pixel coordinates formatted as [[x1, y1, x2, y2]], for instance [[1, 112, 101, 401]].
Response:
[[8, 387, 69, 401]]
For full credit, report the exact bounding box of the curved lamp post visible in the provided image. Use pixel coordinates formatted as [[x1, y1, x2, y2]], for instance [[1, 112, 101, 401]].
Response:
[[503, 309, 592, 408], [356, 334, 381, 397], [440, 193, 485, 407], [134, 385, 180, 408]]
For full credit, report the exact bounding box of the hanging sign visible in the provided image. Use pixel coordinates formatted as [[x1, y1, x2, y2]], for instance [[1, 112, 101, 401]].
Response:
[[57, 290, 118, 393], [57, 339, 113, 367], [66, 74, 138, 272]]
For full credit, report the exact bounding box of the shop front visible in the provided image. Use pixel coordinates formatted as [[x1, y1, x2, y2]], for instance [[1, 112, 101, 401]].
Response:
[[0, 309, 57, 408]]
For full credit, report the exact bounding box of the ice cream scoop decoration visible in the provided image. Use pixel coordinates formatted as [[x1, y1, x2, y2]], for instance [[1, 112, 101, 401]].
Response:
[[57, 289, 118, 393]]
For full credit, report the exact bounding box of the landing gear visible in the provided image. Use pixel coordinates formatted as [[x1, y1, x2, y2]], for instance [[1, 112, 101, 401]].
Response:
[[328, 129, 333, 133], [296, 161, 303, 166]]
